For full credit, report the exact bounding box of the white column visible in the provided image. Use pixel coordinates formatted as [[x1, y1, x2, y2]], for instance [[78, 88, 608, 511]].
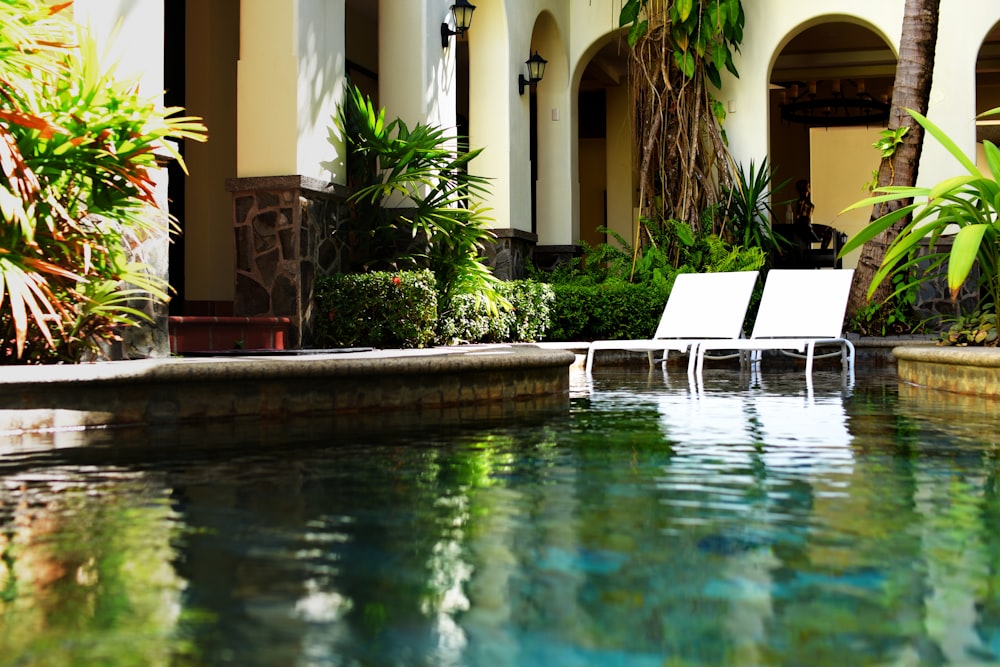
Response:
[[534, 39, 574, 246], [470, 0, 517, 231], [380, 0, 456, 131], [70, 0, 172, 357], [237, 0, 345, 182]]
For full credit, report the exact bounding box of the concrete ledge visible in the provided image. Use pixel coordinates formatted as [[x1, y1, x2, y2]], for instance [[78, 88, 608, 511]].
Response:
[[894, 345, 1000, 398], [0, 345, 574, 435]]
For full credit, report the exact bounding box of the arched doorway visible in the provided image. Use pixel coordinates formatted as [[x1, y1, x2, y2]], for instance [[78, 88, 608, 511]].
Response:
[[576, 37, 630, 252], [976, 22, 1000, 167], [769, 21, 896, 269]]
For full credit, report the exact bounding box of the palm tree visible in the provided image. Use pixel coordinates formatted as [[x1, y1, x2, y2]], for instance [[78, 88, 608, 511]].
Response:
[[846, 0, 941, 317]]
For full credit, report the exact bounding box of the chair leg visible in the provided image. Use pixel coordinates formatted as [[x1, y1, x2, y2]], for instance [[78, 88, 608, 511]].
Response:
[[686, 345, 698, 376], [805, 341, 816, 375]]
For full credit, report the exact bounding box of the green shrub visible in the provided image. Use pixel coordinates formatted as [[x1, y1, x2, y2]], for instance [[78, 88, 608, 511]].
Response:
[[545, 280, 672, 341], [314, 270, 438, 349], [437, 280, 554, 344]]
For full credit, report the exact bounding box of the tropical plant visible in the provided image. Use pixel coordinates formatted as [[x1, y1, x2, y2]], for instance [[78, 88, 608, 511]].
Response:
[[335, 83, 502, 315], [618, 0, 745, 255], [847, 273, 922, 337], [437, 279, 554, 344], [842, 107, 1000, 323], [533, 219, 765, 289], [721, 157, 789, 257], [0, 0, 207, 362]]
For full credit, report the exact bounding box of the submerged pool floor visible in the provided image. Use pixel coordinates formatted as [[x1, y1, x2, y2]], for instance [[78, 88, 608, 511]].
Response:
[[1, 368, 999, 666]]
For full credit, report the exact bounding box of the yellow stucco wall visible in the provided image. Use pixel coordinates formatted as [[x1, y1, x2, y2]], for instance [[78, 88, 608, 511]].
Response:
[[810, 126, 883, 270]]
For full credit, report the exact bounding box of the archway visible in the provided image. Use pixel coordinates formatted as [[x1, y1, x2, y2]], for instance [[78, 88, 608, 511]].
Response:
[[976, 22, 1000, 167], [575, 35, 630, 252], [769, 20, 896, 269]]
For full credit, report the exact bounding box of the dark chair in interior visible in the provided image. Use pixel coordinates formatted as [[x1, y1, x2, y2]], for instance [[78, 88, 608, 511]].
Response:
[[772, 223, 846, 269]]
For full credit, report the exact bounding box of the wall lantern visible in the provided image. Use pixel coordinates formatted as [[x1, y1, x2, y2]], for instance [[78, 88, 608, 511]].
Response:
[[518, 51, 547, 95], [441, 0, 476, 49]]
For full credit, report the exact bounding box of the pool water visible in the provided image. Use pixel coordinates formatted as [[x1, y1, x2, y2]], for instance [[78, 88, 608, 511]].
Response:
[[2, 368, 1000, 666]]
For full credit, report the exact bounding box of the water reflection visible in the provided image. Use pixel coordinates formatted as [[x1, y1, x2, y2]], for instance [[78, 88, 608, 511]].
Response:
[[0, 468, 187, 666], [2, 371, 1000, 665]]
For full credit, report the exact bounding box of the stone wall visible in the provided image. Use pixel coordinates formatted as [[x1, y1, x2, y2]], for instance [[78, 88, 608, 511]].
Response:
[[484, 228, 538, 280], [227, 179, 552, 349], [227, 176, 351, 348], [913, 236, 979, 326]]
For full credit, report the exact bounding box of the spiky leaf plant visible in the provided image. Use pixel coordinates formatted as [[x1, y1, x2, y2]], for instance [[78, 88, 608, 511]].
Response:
[[0, 0, 207, 362]]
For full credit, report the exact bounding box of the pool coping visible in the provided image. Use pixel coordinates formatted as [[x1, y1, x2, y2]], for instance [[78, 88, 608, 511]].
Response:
[[893, 344, 1000, 399], [0, 335, 963, 439], [0, 345, 575, 436]]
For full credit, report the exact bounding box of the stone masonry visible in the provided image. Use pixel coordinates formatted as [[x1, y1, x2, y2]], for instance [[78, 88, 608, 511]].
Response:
[[226, 175, 351, 348]]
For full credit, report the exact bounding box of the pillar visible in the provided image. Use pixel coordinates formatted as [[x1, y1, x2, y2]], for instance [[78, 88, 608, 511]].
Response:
[[72, 0, 171, 358]]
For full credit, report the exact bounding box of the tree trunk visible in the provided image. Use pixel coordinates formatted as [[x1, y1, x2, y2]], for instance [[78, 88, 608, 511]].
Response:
[[846, 0, 940, 318]]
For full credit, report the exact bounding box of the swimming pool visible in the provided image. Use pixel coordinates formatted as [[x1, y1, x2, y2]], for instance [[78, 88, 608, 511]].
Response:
[[1, 368, 999, 666]]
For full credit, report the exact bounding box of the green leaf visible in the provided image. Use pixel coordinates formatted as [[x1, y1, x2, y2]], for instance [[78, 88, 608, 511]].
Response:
[[977, 106, 1000, 120], [725, 55, 740, 79], [838, 202, 920, 255], [674, 50, 695, 79], [929, 175, 978, 201], [948, 224, 988, 298], [983, 141, 1000, 183], [705, 63, 722, 90], [712, 42, 728, 69], [839, 187, 926, 214], [627, 19, 648, 47], [674, 223, 695, 246], [727, 0, 741, 26], [673, 25, 689, 52], [676, 0, 694, 22], [703, 0, 718, 28], [619, 0, 640, 27], [668, 2, 681, 25]]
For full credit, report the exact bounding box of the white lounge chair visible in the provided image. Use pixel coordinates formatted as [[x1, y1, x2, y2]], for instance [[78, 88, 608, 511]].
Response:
[[585, 270, 759, 375], [694, 268, 856, 377]]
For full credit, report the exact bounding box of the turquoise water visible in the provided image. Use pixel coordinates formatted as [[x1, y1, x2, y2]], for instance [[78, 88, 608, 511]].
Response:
[[2, 368, 1000, 666]]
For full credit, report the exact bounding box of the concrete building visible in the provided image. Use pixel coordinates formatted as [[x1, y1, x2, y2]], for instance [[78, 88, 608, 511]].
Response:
[[69, 1, 1000, 349]]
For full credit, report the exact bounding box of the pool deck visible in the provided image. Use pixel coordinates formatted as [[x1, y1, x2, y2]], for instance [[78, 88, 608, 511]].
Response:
[[0, 334, 961, 442]]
